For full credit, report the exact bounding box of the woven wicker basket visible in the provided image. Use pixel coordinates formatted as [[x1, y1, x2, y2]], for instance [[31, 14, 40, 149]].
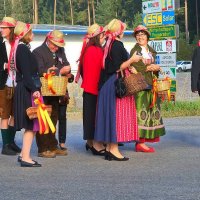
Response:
[[40, 76, 68, 96], [156, 79, 171, 92], [26, 105, 52, 120]]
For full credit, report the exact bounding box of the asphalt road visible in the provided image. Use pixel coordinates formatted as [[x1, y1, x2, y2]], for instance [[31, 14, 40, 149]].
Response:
[[0, 116, 200, 200]]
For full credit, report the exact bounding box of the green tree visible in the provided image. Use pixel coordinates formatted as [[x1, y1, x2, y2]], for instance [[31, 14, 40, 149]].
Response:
[[132, 11, 142, 29]]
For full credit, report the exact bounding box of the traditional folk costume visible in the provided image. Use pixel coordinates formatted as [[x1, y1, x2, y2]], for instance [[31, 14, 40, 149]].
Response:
[[0, 17, 21, 155], [130, 25, 165, 143], [95, 20, 138, 144], [33, 30, 70, 156], [77, 24, 105, 141]]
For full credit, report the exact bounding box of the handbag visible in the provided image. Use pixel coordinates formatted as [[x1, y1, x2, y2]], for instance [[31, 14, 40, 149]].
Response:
[[114, 71, 127, 98], [124, 72, 148, 95], [32, 74, 42, 89]]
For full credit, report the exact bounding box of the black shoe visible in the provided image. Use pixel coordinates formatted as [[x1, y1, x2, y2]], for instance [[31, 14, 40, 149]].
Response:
[[85, 143, 92, 151], [17, 156, 22, 162], [90, 146, 106, 156], [85, 143, 105, 156], [21, 160, 42, 167], [105, 151, 129, 161], [118, 143, 124, 146], [1, 144, 17, 155], [10, 142, 21, 153]]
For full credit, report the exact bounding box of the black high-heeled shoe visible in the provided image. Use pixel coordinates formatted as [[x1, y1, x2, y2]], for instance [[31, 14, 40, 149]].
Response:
[[105, 151, 129, 161], [90, 146, 106, 156], [85, 143, 92, 151]]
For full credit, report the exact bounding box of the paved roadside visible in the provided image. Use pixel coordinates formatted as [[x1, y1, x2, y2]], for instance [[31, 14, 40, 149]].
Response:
[[0, 116, 200, 200]]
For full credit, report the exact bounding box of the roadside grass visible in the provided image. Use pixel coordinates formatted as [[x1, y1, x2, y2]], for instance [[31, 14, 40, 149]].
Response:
[[161, 100, 200, 117]]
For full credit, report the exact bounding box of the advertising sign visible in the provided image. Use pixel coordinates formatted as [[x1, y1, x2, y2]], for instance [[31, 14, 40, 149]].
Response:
[[155, 53, 176, 67], [162, 0, 175, 11], [142, 0, 162, 13], [148, 39, 176, 53], [143, 11, 175, 26], [148, 25, 176, 39], [142, 0, 175, 13], [159, 67, 176, 78]]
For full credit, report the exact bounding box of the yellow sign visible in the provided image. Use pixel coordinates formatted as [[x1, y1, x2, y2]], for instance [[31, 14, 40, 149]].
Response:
[[143, 12, 162, 26]]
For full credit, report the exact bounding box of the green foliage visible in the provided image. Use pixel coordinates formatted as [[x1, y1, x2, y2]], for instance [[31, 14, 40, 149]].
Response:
[[161, 100, 200, 118], [96, 0, 119, 25], [177, 32, 197, 61], [132, 11, 142, 29]]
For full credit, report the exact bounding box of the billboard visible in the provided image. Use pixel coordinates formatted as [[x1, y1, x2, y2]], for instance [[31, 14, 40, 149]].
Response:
[[148, 39, 176, 53], [143, 11, 175, 26]]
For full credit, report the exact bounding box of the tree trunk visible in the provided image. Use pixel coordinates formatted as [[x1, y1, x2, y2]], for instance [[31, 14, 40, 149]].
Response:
[[54, 0, 57, 26], [87, 0, 91, 26], [32, 0, 35, 23], [196, 0, 199, 38], [92, 0, 95, 23], [69, 0, 74, 25], [185, 0, 189, 43], [34, 0, 38, 24]]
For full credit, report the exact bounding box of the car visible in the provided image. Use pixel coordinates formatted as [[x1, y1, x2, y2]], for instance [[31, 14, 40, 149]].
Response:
[[176, 61, 192, 72]]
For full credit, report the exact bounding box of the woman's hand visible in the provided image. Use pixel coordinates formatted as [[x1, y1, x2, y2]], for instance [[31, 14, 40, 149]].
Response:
[[146, 64, 160, 72], [60, 65, 71, 75], [130, 51, 142, 63], [129, 66, 137, 74], [32, 91, 41, 99], [47, 66, 58, 73]]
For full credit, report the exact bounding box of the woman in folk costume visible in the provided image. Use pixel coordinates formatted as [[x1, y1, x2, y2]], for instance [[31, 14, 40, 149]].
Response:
[[0, 17, 21, 155], [94, 19, 142, 161], [76, 24, 106, 155], [13, 21, 42, 167], [130, 25, 165, 153]]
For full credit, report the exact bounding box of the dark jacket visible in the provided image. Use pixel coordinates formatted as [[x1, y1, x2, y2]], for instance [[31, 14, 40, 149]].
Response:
[[191, 46, 200, 93], [32, 42, 70, 76], [130, 43, 157, 85], [0, 37, 8, 89]]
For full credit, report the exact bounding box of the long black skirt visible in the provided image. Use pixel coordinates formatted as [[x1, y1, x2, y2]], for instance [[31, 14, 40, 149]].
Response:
[[83, 92, 97, 140], [14, 82, 34, 131]]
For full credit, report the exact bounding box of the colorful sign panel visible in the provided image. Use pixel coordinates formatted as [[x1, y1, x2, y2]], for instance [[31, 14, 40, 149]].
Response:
[[143, 11, 175, 26], [142, 0, 162, 13], [148, 39, 176, 53], [142, 0, 175, 13], [148, 25, 176, 39], [155, 53, 176, 67], [159, 67, 176, 78], [162, 0, 175, 11]]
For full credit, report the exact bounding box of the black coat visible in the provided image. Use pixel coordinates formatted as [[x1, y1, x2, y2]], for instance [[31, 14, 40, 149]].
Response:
[[32, 42, 70, 76], [0, 37, 8, 89], [191, 47, 200, 93]]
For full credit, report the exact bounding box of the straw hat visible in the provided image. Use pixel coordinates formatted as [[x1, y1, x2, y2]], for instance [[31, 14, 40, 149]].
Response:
[[106, 19, 126, 34], [14, 21, 32, 39], [133, 25, 150, 37], [87, 23, 104, 38], [47, 30, 65, 47], [0, 17, 16, 28]]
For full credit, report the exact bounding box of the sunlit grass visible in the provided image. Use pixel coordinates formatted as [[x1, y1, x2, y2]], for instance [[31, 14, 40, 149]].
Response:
[[161, 100, 200, 117]]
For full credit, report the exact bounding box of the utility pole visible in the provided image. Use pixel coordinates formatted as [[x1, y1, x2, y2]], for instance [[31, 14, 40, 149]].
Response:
[[185, 0, 189, 43], [196, 0, 199, 38]]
